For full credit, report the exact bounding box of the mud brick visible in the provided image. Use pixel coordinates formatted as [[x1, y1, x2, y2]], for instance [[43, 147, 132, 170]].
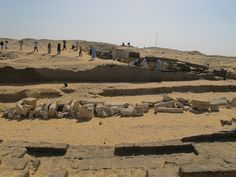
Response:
[[122, 157, 145, 169], [79, 159, 91, 170], [145, 157, 164, 169], [111, 157, 123, 169]]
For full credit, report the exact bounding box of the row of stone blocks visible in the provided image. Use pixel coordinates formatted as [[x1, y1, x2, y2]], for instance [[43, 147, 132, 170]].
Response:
[[3, 95, 236, 120]]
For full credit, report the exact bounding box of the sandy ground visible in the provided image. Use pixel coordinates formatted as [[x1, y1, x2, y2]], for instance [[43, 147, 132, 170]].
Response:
[[0, 83, 236, 146], [0, 39, 236, 147]]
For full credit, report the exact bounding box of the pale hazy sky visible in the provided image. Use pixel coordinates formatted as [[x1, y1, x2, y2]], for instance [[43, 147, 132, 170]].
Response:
[[0, 0, 236, 56]]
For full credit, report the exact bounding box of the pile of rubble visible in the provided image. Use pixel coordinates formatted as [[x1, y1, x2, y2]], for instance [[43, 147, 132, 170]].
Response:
[[2, 96, 236, 121]]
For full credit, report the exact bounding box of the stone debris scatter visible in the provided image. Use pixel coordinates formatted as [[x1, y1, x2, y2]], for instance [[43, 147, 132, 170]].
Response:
[[2, 95, 236, 121]]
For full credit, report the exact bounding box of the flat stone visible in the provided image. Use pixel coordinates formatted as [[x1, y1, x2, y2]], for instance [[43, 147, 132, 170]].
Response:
[[154, 101, 175, 109], [210, 97, 228, 106], [155, 107, 184, 113]]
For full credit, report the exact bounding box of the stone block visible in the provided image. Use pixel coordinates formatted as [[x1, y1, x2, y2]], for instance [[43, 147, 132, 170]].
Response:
[[136, 103, 149, 113], [120, 106, 134, 117], [191, 100, 209, 111], [155, 107, 184, 113], [48, 103, 57, 118], [133, 106, 145, 116], [28, 159, 41, 175]]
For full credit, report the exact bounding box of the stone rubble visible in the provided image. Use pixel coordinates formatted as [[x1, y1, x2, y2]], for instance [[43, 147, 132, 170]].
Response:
[[2, 95, 235, 121]]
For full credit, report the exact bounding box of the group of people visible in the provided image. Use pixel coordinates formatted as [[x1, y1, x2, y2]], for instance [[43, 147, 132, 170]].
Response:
[[0, 40, 8, 50], [130, 58, 162, 71]]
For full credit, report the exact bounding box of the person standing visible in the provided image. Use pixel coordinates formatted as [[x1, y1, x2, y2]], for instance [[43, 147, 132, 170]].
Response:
[[142, 58, 149, 69], [48, 43, 52, 54], [0, 41, 4, 50], [19, 40, 23, 51], [155, 59, 161, 72], [79, 46, 83, 57], [57, 43, 61, 54], [90, 47, 96, 61], [5, 40, 8, 50], [75, 41, 79, 51], [62, 40, 67, 50], [34, 41, 38, 52]]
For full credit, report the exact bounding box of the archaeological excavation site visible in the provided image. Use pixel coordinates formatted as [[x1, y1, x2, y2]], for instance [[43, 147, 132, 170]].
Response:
[[0, 39, 236, 177]]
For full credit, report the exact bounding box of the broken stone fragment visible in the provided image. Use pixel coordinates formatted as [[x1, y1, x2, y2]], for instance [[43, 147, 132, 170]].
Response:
[[163, 94, 173, 102], [23, 98, 37, 109], [231, 98, 236, 107], [191, 100, 210, 111], [16, 100, 24, 115], [22, 105, 34, 116], [174, 100, 185, 109], [177, 97, 190, 105], [210, 104, 219, 112]]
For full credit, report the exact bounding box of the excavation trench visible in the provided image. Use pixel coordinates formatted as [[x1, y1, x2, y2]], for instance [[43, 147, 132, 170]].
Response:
[[100, 85, 236, 96]]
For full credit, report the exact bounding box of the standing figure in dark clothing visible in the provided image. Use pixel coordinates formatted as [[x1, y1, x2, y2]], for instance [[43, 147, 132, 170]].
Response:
[[5, 40, 8, 50], [0, 41, 4, 50], [34, 41, 38, 52], [79, 46, 83, 57], [48, 43, 52, 54], [19, 40, 23, 51], [57, 43, 61, 54], [62, 40, 67, 50]]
